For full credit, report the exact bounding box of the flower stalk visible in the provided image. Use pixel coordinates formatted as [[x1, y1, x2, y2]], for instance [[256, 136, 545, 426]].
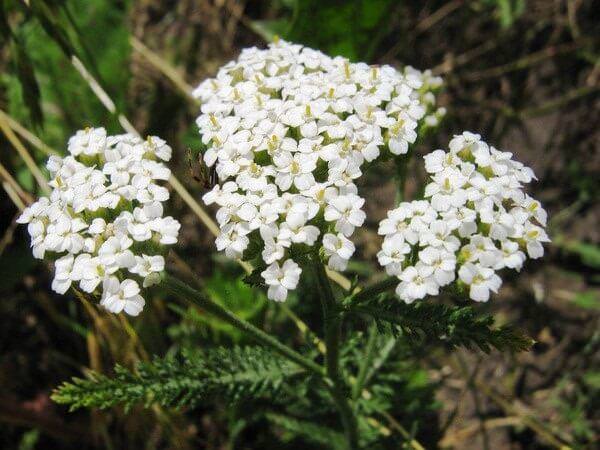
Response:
[[161, 272, 324, 377], [313, 260, 359, 450]]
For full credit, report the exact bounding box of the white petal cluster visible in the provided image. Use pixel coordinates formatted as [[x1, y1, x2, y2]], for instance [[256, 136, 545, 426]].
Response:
[[195, 39, 442, 302], [378, 132, 549, 303], [17, 127, 180, 316]]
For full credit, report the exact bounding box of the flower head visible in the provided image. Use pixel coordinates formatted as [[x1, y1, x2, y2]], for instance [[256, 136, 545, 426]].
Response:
[[195, 40, 441, 301], [17, 128, 180, 316], [378, 132, 549, 303]]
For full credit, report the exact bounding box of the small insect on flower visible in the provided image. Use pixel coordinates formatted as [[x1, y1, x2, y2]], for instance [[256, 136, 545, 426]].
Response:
[[188, 147, 217, 189], [17, 128, 181, 316]]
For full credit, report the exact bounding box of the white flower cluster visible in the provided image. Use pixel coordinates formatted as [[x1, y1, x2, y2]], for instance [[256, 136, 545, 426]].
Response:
[[378, 132, 549, 303], [17, 128, 180, 316], [194, 39, 442, 302]]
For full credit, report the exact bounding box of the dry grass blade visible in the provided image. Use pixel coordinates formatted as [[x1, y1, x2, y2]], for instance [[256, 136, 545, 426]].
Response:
[[0, 213, 21, 256], [129, 37, 196, 101], [167, 174, 220, 236], [70, 55, 138, 136], [2, 181, 26, 211], [0, 160, 33, 205], [0, 109, 58, 156], [0, 114, 50, 194]]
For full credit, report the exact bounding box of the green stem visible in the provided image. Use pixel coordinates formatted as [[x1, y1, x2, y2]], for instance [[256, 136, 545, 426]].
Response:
[[344, 277, 398, 308], [162, 273, 324, 377], [313, 261, 359, 450]]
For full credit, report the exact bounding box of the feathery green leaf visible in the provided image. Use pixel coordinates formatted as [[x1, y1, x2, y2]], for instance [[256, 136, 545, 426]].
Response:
[[350, 299, 534, 353], [52, 346, 302, 411]]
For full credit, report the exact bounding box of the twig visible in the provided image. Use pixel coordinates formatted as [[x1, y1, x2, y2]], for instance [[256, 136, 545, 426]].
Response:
[[462, 39, 589, 81], [457, 355, 490, 450], [450, 356, 574, 449], [415, 0, 464, 34], [379, 411, 426, 450], [167, 174, 221, 236], [380, 1, 464, 61], [70, 55, 138, 135], [440, 416, 522, 447], [518, 85, 600, 118], [432, 39, 499, 75], [279, 303, 326, 354]]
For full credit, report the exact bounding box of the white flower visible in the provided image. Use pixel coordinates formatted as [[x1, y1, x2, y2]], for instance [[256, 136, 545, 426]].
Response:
[[324, 194, 366, 236], [136, 183, 170, 203], [420, 220, 461, 252], [130, 255, 165, 287], [378, 204, 412, 236], [98, 235, 136, 271], [68, 127, 107, 156], [418, 246, 456, 286], [441, 207, 477, 237], [460, 235, 500, 267], [144, 136, 172, 161], [323, 233, 355, 271], [261, 259, 302, 302], [377, 234, 410, 276], [521, 223, 550, 258], [278, 211, 320, 245], [458, 263, 502, 302], [151, 216, 181, 245], [386, 113, 417, 155], [215, 223, 250, 259], [495, 241, 526, 271], [78, 254, 114, 293], [396, 264, 439, 303], [274, 152, 317, 191], [424, 168, 468, 211], [52, 255, 76, 294], [260, 225, 290, 264], [448, 131, 484, 156], [423, 149, 460, 174], [100, 277, 145, 316]]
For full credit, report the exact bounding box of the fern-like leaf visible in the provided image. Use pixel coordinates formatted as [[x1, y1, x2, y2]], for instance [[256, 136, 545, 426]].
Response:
[[350, 300, 534, 353], [52, 346, 302, 411]]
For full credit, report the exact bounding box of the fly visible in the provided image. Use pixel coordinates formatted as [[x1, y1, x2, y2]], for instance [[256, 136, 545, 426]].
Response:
[[188, 147, 217, 189]]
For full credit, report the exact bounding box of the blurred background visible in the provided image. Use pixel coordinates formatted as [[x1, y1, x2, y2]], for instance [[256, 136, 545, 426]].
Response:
[[0, 1, 598, 449]]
